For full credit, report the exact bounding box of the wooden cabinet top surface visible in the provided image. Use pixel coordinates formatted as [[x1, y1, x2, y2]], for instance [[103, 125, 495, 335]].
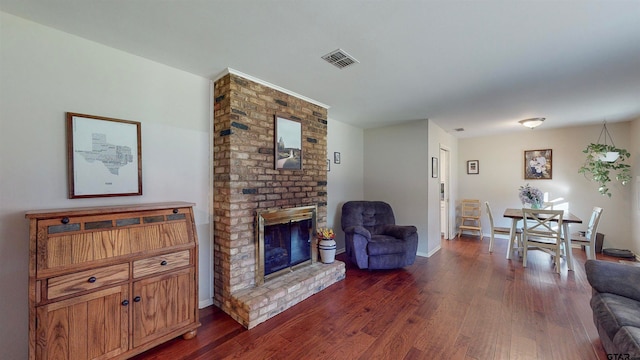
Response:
[[26, 202, 196, 219]]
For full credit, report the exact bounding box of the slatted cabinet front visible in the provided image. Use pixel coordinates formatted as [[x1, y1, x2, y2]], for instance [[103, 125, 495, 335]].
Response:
[[27, 202, 199, 360]]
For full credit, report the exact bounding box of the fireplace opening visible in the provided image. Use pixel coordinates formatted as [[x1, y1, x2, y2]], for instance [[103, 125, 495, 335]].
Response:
[[264, 219, 312, 275], [256, 205, 317, 285]]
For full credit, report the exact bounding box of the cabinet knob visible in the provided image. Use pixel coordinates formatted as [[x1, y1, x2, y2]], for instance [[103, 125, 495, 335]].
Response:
[[173, 208, 179, 214], [134, 296, 141, 302], [87, 276, 97, 283], [121, 300, 129, 306], [160, 260, 168, 266], [61, 217, 70, 224]]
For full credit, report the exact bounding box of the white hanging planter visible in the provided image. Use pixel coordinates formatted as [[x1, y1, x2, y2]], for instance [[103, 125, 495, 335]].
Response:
[[578, 121, 632, 197], [598, 151, 620, 162]]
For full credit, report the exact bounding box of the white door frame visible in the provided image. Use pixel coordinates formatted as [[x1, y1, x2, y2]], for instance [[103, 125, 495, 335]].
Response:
[[439, 146, 451, 239]]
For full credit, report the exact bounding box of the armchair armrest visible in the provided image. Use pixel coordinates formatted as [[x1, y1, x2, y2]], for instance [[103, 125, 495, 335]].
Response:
[[381, 225, 417, 240], [343, 225, 372, 239], [586, 260, 640, 302], [342, 225, 371, 269]]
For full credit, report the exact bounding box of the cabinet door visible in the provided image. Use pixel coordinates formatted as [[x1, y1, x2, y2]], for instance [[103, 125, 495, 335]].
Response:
[[36, 285, 129, 360], [132, 267, 196, 347]]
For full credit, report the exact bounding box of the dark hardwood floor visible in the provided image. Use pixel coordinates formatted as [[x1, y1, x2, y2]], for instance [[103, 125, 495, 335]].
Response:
[[132, 235, 617, 360]]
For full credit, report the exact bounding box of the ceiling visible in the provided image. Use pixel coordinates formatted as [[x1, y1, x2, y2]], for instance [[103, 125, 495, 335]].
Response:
[[2, 1, 639, 138]]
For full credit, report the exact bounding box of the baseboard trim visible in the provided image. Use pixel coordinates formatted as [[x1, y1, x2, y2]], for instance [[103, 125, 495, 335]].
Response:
[[199, 298, 214, 309], [417, 246, 440, 258]]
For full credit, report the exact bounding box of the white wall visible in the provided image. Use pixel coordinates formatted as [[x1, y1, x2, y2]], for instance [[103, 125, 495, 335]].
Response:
[[458, 121, 635, 253], [327, 118, 364, 251], [363, 120, 430, 255], [0, 13, 212, 359]]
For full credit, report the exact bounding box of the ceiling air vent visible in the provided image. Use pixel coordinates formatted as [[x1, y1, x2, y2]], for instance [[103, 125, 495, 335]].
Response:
[[454, 128, 465, 132], [321, 49, 359, 69]]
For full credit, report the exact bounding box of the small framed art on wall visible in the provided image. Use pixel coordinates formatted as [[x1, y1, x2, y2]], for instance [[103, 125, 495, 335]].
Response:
[[467, 160, 479, 175]]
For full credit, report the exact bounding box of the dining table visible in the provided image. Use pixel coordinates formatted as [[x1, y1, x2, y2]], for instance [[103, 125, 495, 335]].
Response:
[[503, 208, 583, 271]]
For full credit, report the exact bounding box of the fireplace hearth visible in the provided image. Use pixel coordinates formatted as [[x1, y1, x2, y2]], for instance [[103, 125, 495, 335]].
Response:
[[218, 204, 345, 329]]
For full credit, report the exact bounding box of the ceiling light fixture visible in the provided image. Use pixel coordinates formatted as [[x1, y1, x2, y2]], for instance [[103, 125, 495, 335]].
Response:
[[519, 117, 545, 129]]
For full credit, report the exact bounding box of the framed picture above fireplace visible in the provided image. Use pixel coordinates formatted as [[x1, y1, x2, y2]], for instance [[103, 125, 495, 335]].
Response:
[[275, 115, 302, 170]]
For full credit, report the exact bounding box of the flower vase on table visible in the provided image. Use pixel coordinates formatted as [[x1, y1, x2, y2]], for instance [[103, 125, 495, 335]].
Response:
[[519, 183, 545, 209], [317, 228, 336, 264]]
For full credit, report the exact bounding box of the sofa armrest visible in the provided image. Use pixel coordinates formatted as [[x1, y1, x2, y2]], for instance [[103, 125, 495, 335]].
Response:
[[586, 259, 640, 302], [381, 225, 417, 240]]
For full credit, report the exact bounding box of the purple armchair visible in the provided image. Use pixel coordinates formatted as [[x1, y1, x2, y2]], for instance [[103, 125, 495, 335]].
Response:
[[341, 201, 418, 270]]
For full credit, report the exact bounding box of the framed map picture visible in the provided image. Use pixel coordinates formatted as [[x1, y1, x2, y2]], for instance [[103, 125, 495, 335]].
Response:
[[66, 112, 142, 198]]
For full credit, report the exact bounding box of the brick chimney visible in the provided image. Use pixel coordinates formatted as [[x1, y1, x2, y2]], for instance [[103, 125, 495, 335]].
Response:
[[212, 73, 343, 328]]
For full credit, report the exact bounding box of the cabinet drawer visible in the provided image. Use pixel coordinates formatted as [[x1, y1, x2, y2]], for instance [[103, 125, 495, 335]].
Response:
[[47, 263, 129, 300], [133, 250, 191, 279]]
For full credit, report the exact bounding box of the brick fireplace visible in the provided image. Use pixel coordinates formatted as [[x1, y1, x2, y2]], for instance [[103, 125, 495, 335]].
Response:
[[213, 71, 345, 329]]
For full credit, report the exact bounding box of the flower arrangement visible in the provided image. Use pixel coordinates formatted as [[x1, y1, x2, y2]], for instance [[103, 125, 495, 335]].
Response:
[[316, 227, 335, 240], [518, 183, 544, 208]]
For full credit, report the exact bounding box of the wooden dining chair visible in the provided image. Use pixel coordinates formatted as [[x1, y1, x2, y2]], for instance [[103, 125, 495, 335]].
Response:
[[522, 209, 564, 273], [568, 207, 603, 260], [485, 201, 521, 253], [458, 199, 482, 238]]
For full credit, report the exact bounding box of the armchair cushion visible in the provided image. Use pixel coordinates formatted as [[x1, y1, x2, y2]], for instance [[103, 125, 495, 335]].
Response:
[[381, 224, 418, 239], [368, 235, 409, 256], [614, 327, 640, 358], [591, 293, 640, 342], [586, 259, 640, 302], [342, 201, 397, 235]]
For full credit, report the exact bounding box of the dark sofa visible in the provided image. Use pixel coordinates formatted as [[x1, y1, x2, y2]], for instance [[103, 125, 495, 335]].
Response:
[[585, 259, 640, 359], [341, 201, 418, 270]]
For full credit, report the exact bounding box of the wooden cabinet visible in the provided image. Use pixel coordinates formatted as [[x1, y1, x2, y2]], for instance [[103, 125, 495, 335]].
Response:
[[36, 285, 130, 360], [27, 202, 199, 360], [132, 268, 195, 347]]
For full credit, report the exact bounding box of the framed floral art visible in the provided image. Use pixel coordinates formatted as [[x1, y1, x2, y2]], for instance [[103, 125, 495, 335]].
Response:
[[524, 149, 552, 179]]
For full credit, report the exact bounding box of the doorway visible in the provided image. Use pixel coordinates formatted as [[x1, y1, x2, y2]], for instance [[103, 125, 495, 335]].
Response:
[[439, 146, 451, 239]]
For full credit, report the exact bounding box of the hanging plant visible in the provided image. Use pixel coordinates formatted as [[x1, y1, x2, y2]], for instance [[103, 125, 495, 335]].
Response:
[[578, 142, 631, 197]]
